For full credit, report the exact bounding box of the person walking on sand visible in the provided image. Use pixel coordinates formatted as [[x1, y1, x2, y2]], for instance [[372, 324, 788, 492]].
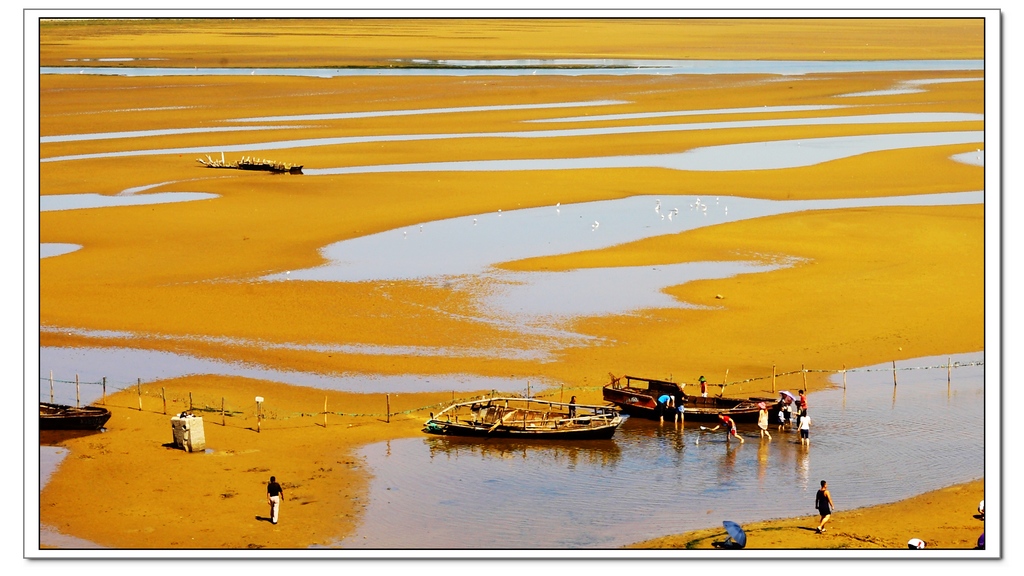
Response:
[[267, 475, 284, 525], [815, 480, 834, 533], [699, 375, 708, 398], [798, 410, 810, 446], [757, 403, 772, 441], [710, 414, 744, 443]]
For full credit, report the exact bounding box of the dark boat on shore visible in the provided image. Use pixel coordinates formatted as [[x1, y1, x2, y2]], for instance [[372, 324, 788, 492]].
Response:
[[423, 396, 625, 440], [603, 374, 772, 423], [39, 402, 111, 431], [197, 153, 303, 174]]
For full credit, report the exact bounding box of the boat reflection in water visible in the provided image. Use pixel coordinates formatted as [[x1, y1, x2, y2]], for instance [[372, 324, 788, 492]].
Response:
[[425, 435, 623, 469]]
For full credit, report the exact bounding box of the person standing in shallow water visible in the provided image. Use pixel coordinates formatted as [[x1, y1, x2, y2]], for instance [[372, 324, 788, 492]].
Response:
[[798, 410, 811, 445], [757, 403, 772, 441], [711, 414, 744, 443], [267, 475, 284, 525], [815, 480, 834, 533], [699, 375, 708, 398]]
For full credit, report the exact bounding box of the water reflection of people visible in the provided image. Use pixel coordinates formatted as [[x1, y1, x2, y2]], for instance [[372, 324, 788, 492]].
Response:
[[796, 442, 810, 492], [720, 442, 738, 477], [757, 438, 769, 485]]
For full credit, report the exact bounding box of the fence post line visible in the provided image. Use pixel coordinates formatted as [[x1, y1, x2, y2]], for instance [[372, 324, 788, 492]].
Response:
[[76, 374, 80, 408], [137, 378, 142, 411], [162, 387, 166, 414], [892, 361, 898, 389], [49, 371, 54, 404], [101, 377, 106, 405], [386, 394, 391, 424]]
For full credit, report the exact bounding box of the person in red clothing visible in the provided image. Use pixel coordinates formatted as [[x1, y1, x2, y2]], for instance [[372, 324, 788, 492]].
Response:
[[799, 390, 808, 412], [711, 414, 744, 443]]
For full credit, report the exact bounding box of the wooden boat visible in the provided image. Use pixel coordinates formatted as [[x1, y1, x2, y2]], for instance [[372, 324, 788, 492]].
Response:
[[423, 397, 625, 440], [197, 154, 303, 174], [39, 402, 111, 431], [603, 375, 770, 423]]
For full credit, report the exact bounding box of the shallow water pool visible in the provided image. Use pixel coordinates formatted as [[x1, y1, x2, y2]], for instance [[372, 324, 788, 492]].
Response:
[[334, 352, 984, 549]]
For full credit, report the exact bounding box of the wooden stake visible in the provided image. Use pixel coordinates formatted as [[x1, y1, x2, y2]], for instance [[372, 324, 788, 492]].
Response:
[[842, 365, 847, 390], [948, 357, 952, 396], [222, 397, 226, 426], [189, 392, 194, 411], [162, 387, 166, 414], [101, 377, 106, 405], [76, 374, 80, 408], [771, 364, 776, 393], [801, 365, 806, 390], [137, 378, 142, 411], [324, 396, 328, 428], [256, 398, 262, 433], [49, 371, 54, 404], [892, 360, 898, 389], [720, 369, 729, 396], [386, 394, 391, 424]]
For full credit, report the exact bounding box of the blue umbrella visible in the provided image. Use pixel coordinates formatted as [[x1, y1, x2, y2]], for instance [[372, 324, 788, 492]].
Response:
[[723, 521, 747, 549]]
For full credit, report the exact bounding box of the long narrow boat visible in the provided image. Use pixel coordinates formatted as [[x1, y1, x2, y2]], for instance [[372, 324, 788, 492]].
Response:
[[423, 397, 625, 440], [603, 375, 771, 423], [39, 402, 111, 431]]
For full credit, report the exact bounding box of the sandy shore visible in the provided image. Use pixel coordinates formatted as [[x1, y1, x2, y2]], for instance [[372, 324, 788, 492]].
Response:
[[34, 17, 987, 554]]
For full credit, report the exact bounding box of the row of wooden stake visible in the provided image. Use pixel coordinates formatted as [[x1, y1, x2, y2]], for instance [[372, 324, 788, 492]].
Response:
[[47, 358, 960, 428]]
